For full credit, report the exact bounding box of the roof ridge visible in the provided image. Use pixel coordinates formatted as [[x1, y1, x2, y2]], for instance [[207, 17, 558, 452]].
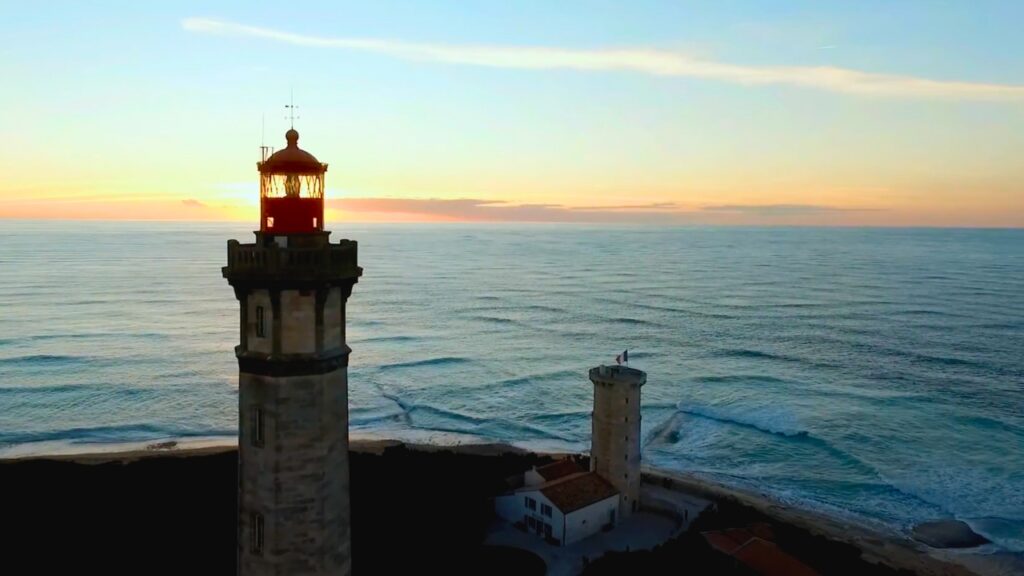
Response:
[[733, 536, 770, 554], [514, 470, 590, 492]]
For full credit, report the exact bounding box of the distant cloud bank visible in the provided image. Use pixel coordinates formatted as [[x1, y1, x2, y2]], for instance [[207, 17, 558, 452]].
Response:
[[181, 198, 207, 208], [326, 197, 878, 223], [183, 17, 1024, 101], [701, 204, 878, 215], [327, 198, 687, 223]]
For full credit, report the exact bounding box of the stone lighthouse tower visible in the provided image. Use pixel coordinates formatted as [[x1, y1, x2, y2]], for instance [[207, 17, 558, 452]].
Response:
[[223, 128, 361, 575], [589, 364, 646, 517]]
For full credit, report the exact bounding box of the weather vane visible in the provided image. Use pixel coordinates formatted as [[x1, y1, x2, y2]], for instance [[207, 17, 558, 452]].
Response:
[[285, 89, 299, 129]]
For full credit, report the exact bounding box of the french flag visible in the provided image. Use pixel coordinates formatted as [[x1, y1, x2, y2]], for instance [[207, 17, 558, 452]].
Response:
[[615, 350, 628, 365]]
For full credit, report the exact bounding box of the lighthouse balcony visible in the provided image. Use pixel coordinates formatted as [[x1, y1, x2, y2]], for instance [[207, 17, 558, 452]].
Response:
[[223, 239, 360, 286]]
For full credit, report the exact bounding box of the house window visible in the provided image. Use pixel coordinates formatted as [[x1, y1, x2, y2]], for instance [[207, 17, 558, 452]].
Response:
[[255, 306, 266, 338], [544, 523, 552, 539], [525, 497, 537, 511], [251, 512, 264, 555], [266, 216, 274, 228], [251, 407, 265, 448], [541, 503, 552, 518], [526, 516, 536, 530]]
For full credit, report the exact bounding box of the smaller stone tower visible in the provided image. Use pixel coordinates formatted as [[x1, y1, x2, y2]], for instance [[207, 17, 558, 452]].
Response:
[[589, 364, 646, 517]]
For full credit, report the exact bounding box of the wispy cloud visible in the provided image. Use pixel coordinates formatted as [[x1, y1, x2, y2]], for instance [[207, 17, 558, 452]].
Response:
[[700, 204, 879, 215], [572, 202, 681, 211], [181, 198, 207, 208], [183, 17, 1024, 101], [327, 198, 690, 223]]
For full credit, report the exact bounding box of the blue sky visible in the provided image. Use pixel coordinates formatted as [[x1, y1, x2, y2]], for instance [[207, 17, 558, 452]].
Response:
[[2, 1, 1023, 225]]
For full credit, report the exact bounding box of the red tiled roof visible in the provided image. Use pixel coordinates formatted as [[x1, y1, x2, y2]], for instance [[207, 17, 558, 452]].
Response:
[[535, 459, 583, 482], [703, 530, 748, 555], [703, 530, 819, 576], [539, 472, 619, 514], [733, 537, 819, 576], [702, 528, 756, 554]]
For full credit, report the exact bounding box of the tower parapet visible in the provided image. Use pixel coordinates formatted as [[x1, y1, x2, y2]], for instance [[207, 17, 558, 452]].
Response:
[[589, 364, 646, 517], [225, 235, 359, 288]]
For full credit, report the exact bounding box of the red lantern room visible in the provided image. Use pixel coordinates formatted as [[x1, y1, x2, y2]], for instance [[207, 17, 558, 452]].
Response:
[[258, 129, 326, 234]]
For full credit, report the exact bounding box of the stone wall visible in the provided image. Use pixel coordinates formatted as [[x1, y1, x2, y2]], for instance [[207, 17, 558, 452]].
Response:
[[239, 369, 351, 576]]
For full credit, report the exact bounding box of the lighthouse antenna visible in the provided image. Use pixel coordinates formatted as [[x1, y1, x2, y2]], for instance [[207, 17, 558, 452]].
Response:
[[259, 113, 273, 162]]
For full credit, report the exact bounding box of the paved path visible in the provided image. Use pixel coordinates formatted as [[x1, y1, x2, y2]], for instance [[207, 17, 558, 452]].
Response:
[[640, 483, 712, 531], [486, 511, 678, 576]]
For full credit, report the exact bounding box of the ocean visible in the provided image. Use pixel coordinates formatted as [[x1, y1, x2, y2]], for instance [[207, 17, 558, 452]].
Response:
[[1, 221, 1022, 553]]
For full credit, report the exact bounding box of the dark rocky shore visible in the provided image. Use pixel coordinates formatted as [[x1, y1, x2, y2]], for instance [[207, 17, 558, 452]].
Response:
[[0, 442, 1000, 575], [0, 443, 551, 574]]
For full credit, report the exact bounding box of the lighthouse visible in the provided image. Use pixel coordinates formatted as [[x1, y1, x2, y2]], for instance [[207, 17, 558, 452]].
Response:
[[223, 128, 361, 575], [589, 364, 646, 517]]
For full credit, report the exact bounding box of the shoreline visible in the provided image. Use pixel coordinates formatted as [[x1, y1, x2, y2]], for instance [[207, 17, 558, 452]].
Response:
[[2, 437, 1019, 576], [640, 468, 1019, 576]]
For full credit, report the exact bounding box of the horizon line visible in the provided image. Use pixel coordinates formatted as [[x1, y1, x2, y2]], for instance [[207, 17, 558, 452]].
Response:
[[2, 216, 1020, 231]]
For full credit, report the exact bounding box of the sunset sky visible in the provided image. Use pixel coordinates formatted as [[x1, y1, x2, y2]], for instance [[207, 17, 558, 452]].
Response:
[[2, 1, 1023, 226]]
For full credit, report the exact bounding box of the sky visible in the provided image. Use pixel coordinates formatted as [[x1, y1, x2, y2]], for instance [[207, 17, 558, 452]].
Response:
[[2, 1, 1023, 226]]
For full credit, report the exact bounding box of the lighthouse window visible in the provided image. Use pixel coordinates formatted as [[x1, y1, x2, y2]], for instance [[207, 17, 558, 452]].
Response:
[[255, 306, 266, 338], [313, 217, 318, 228], [251, 407, 265, 447], [251, 512, 264, 555], [266, 216, 274, 229]]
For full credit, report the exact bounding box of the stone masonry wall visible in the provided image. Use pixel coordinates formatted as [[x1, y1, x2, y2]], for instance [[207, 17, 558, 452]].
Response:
[[239, 369, 351, 576]]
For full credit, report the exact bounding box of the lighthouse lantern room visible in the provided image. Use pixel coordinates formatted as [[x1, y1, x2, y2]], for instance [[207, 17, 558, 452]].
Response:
[[258, 128, 326, 234]]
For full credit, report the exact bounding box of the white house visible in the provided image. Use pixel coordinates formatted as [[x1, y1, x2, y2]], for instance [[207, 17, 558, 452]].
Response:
[[495, 460, 620, 546]]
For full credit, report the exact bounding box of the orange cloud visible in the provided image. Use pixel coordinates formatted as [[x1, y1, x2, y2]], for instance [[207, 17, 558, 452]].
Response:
[[327, 198, 693, 223]]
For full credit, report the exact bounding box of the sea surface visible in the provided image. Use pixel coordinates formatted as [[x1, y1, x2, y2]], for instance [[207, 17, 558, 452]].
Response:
[[1, 221, 1022, 553]]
